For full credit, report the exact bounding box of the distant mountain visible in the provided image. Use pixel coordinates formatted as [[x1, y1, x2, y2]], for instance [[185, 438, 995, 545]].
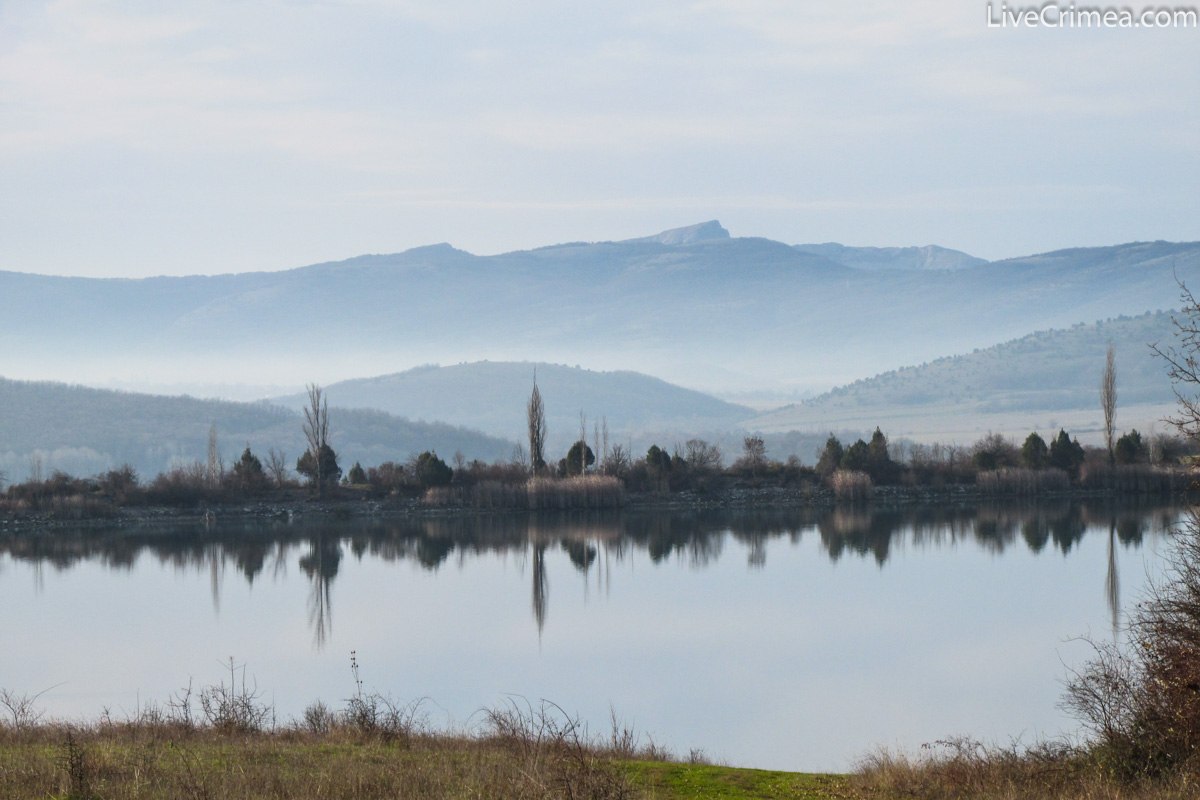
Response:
[[0, 377, 514, 482], [628, 220, 732, 245], [748, 311, 1182, 444], [271, 361, 755, 453], [1, 224, 1197, 395], [792, 242, 986, 271]]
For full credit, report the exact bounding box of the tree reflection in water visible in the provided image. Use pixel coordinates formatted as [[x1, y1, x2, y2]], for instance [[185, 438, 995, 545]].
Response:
[[299, 532, 342, 649], [0, 500, 1177, 649]]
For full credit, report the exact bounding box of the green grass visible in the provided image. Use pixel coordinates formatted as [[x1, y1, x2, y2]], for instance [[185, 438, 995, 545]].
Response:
[[624, 761, 851, 799], [0, 724, 856, 800]]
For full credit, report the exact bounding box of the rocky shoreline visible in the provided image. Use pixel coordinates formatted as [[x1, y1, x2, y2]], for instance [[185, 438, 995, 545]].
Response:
[[0, 482, 1189, 534]]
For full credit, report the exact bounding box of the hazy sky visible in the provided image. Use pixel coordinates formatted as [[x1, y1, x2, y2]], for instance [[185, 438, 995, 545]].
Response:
[[1, 0, 1197, 278]]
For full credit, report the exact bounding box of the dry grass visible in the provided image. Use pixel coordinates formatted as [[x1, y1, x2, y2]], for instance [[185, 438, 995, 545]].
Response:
[[853, 739, 1200, 799], [829, 470, 873, 503], [1078, 464, 1187, 495], [976, 468, 1071, 496], [854, 509, 1200, 799], [0, 702, 641, 800], [526, 476, 626, 510], [422, 475, 626, 510]]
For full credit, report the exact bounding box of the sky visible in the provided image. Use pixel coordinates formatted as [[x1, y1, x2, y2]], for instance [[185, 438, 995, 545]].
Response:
[[1, 0, 1197, 278]]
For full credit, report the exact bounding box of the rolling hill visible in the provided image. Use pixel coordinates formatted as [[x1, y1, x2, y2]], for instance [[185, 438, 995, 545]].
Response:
[[271, 361, 755, 455], [0, 378, 515, 483], [748, 311, 1183, 445]]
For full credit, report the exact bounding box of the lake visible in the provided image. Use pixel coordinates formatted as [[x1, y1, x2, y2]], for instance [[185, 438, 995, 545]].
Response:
[[0, 500, 1182, 771]]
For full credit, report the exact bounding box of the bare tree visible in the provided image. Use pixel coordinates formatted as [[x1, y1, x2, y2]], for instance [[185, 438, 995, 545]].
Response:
[[303, 383, 331, 496], [685, 438, 723, 471], [600, 416, 609, 473], [578, 411, 588, 475], [592, 419, 600, 476], [1152, 280, 1200, 440], [266, 448, 289, 488], [604, 444, 630, 477], [510, 442, 529, 471], [1102, 343, 1117, 465], [742, 435, 767, 478], [206, 423, 223, 488], [527, 378, 546, 475]]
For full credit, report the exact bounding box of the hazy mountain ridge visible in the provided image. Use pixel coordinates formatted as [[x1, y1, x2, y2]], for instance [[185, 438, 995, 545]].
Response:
[[0, 377, 515, 483], [627, 219, 733, 245], [792, 242, 986, 271], [270, 361, 755, 453], [0, 224, 1197, 395], [749, 311, 1183, 442]]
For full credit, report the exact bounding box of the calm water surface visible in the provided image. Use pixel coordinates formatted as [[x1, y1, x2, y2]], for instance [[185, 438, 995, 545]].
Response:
[[0, 502, 1181, 771]]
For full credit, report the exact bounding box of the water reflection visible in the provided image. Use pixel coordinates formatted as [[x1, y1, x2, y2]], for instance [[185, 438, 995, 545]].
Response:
[[299, 533, 341, 648], [0, 500, 1177, 650]]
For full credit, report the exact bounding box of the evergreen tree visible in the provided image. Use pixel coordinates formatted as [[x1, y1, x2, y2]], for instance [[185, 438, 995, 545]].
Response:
[[1115, 429, 1147, 464], [413, 451, 453, 488], [232, 446, 267, 492], [816, 434, 844, 477], [565, 440, 595, 476], [1048, 429, 1085, 477], [866, 427, 897, 483], [297, 443, 341, 488], [1021, 432, 1048, 469], [841, 439, 870, 473]]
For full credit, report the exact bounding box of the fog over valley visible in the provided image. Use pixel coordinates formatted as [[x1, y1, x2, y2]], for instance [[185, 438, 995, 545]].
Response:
[[1, 222, 1197, 479]]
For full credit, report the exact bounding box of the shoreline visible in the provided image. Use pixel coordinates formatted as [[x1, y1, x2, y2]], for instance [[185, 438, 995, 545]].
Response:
[[0, 482, 1190, 534]]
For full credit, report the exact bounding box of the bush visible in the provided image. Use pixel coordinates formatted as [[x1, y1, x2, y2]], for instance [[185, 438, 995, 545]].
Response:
[[829, 470, 872, 502], [198, 658, 273, 734], [144, 462, 221, 507], [526, 476, 624, 510], [1063, 510, 1200, 781], [1079, 464, 1184, 495], [412, 451, 453, 488], [976, 467, 1070, 496], [483, 699, 634, 800]]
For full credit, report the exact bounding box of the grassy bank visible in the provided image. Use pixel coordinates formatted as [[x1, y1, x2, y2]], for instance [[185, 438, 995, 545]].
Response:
[[0, 723, 851, 800]]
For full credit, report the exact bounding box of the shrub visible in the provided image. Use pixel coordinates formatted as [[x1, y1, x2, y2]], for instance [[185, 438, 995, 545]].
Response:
[[483, 698, 634, 800], [198, 658, 273, 734], [1063, 510, 1200, 781], [412, 451, 453, 488], [144, 462, 220, 507], [971, 432, 1019, 471], [366, 461, 408, 495], [829, 470, 873, 502], [976, 467, 1070, 496], [526, 476, 624, 510], [1079, 464, 1183, 495]]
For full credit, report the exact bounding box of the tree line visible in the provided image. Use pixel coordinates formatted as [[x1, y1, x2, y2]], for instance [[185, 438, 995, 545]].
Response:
[[2, 370, 1197, 516]]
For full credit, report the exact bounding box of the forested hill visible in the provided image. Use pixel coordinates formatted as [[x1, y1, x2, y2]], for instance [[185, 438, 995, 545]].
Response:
[[0, 378, 515, 482], [1, 223, 1197, 394]]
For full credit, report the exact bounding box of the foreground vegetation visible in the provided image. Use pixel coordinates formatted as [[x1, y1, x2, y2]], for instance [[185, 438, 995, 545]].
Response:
[[0, 693, 849, 800], [847, 508, 1200, 799]]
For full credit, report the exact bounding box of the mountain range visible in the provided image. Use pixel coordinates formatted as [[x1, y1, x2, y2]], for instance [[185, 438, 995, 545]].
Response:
[[2, 222, 1200, 479], [2, 222, 1196, 396]]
